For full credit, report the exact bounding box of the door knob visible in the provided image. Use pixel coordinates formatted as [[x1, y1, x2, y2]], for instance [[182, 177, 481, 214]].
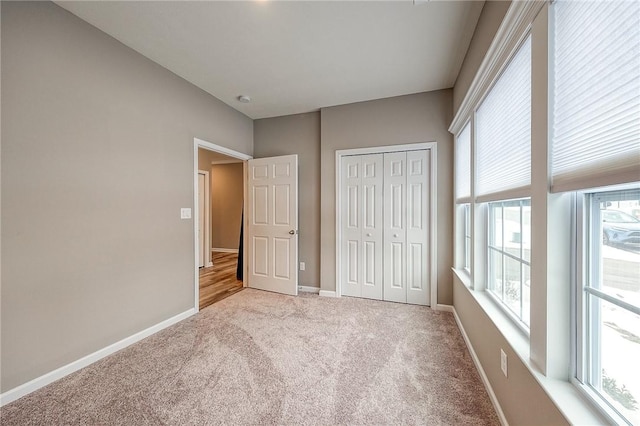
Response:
[[366, 233, 372, 237], [289, 230, 296, 235], [393, 233, 399, 238]]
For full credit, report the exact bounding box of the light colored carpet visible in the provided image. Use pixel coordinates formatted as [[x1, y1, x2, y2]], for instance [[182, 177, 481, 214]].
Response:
[[1, 289, 499, 425]]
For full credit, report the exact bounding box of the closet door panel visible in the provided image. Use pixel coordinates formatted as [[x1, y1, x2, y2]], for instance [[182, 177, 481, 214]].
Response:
[[383, 152, 407, 303], [406, 150, 430, 306], [360, 154, 383, 300], [341, 156, 362, 298]]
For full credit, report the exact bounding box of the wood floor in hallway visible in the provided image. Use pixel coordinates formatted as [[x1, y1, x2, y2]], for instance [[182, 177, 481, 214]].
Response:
[[199, 252, 243, 310]]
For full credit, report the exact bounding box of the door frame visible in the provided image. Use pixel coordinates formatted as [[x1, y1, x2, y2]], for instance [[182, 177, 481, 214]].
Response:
[[193, 137, 252, 312], [335, 142, 438, 308], [198, 169, 212, 268]]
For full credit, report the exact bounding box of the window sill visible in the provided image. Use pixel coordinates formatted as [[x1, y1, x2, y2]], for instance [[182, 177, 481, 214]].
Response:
[[452, 268, 608, 425]]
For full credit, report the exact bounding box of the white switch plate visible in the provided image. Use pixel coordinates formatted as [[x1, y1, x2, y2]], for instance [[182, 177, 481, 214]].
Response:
[[299, 262, 306, 271], [180, 208, 192, 219], [500, 349, 508, 377]]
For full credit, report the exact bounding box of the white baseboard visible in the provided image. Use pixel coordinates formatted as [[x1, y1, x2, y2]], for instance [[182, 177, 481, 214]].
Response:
[[298, 286, 320, 294], [0, 308, 196, 407], [435, 303, 454, 313], [452, 307, 508, 426], [319, 290, 337, 298], [211, 248, 239, 254]]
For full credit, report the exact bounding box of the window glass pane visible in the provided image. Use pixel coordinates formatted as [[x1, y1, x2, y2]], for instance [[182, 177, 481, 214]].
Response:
[[600, 197, 640, 299], [490, 204, 503, 250], [590, 296, 640, 425], [463, 203, 471, 271], [487, 198, 530, 328], [523, 201, 531, 262], [489, 249, 503, 297], [504, 255, 521, 317], [522, 264, 530, 326], [504, 202, 522, 259]]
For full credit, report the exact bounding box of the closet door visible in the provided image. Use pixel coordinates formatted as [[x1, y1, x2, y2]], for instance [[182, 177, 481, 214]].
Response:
[[341, 154, 383, 299], [406, 150, 430, 305], [360, 154, 383, 300], [383, 150, 431, 306], [383, 152, 408, 303], [341, 156, 362, 298]]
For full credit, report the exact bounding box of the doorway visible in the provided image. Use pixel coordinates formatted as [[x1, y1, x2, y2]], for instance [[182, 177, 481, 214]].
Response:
[[194, 138, 252, 311]]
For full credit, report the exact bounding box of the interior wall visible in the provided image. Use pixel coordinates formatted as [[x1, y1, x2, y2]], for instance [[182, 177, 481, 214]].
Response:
[[453, 277, 569, 425], [452, 0, 511, 115], [254, 112, 320, 288], [1, 1, 252, 392], [211, 163, 244, 250], [320, 91, 454, 304]]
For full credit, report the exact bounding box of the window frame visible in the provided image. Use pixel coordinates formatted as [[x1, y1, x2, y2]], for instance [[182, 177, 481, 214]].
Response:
[[486, 198, 531, 334], [573, 186, 640, 426]]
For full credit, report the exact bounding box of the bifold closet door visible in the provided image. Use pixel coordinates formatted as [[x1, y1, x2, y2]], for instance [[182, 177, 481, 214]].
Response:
[[341, 154, 383, 300], [383, 150, 430, 305]]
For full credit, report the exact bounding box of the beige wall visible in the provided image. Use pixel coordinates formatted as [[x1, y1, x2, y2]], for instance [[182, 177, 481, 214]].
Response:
[[211, 163, 243, 250], [254, 113, 320, 288], [1, 1, 252, 392], [320, 91, 454, 304], [453, 277, 569, 425], [453, 1, 511, 115]]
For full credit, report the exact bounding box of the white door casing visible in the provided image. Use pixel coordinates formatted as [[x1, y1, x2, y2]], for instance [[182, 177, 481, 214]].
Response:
[[194, 138, 252, 312], [198, 172, 206, 268], [248, 155, 299, 296], [341, 154, 384, 300]]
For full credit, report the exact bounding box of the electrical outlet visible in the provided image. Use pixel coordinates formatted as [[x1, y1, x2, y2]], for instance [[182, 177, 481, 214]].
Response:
[[300, 262, 306, 271], [180, 208, 192, 219], [500, 349, 508, 377]]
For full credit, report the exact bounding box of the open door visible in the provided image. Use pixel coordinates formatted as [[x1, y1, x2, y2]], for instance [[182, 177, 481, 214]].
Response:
[[247, 155, 298, 296]]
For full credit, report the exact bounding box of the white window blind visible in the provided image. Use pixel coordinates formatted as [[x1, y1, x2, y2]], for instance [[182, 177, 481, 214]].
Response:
[[551, 0, 640, 192], [476, 35, 532, 201], [455, 122, 471, 202]]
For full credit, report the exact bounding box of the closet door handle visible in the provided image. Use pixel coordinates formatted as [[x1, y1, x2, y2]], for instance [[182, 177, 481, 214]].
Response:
[[393, 233, 399, 238], [366, 233, 372, 237]]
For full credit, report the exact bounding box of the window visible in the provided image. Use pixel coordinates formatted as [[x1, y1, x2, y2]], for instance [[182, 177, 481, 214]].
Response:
[[455, 122, 472, 274], [476, 35, 531, 201], [487, 199, 531, 328], [551, 0, 639, 193], [551, 0, 640, 422], [463, 203, 471, 271], [576, 188, 640, 425]]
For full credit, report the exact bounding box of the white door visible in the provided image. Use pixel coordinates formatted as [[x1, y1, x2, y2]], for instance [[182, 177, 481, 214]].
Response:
[[383, 150, 430, 305], [383, 152, 407, 303], [198, 172, 206, 268], [405, 150, 430, 305], [341, 154, 384, 300], [247, 155, 298, 296]]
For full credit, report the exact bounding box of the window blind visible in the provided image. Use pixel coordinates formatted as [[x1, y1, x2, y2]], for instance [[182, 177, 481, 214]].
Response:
[[476, 35, 532, 201], [455, 122, 471, 202], [551, 0, 640, 192]]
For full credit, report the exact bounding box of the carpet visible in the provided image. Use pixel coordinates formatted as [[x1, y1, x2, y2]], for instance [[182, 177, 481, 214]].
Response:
[[0, 289, 499, 425]]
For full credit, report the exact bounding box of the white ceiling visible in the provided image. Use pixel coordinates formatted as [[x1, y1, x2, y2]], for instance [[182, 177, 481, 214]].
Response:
[[56, 1, 484, 120]]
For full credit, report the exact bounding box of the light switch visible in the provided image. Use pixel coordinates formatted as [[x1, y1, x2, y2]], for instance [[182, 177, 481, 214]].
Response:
[[181, 208, 192, 219], [300, 262, 306, 271]]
